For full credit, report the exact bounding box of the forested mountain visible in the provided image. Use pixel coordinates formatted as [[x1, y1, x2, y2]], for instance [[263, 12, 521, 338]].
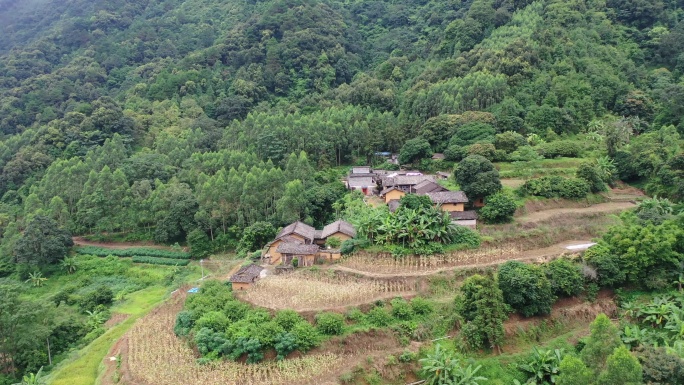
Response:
[[0, 0, 683, 263]]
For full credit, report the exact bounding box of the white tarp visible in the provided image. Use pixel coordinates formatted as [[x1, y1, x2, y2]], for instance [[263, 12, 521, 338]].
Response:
[[565, 243, 597, 251]]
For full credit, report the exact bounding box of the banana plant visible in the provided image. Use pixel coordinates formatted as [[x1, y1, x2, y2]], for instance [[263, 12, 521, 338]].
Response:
[[518, 347, 564, 385]]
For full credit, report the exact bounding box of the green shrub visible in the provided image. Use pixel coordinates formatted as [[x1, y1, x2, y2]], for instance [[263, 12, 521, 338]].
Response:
[[346, 308, 367, 323], [583, 245, 626, 288], [76, 246, 191, 259], [390, 298, 414, 320], [367, 306, 393, 327], [131, 256, 190, 266], [254, 321, 285, 347], [195, 311, 231, 333], [495, 131, 526, 153], [174, 310, 195, 336], [498, 261, 555, 317], [315, 312, 345, 335], [274, 332, 298, 360], [479, 192, 517, 224], [452, 225, 481, 248], [536, 141, 582, 158], [290, 321, 321, 352], [576, 162, 608, 193], [521, 176, 590, 199], [410, 297, 434, 316], [545, 258, 583, 297], [78, 286, 114, 313], [274, 309, 305, 331]]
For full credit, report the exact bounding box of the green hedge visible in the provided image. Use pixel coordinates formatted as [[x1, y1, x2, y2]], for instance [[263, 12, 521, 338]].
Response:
[[521, 176, 590, 199], [76, 246, 191, 259], [132, 256, 190, 266]]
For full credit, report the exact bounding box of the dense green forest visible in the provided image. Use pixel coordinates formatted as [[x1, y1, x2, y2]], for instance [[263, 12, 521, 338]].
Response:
[[1, 0, 684, 382]]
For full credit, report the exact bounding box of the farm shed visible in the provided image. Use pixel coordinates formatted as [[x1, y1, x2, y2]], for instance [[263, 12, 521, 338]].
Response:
[[450, 210, 478, 229], [229, 264, 264, 290], [276, 243, 321, 267], [320, 220, 356, 242]]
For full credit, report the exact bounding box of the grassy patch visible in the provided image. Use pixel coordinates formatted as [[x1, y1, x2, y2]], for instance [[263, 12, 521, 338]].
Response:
[[48, 286, 170, 385]]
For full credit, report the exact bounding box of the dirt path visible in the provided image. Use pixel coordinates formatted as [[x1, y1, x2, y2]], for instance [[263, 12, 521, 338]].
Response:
[[72, 236, 174, 250], [330, 240, 592, 279], [518, 201, 636, 223]]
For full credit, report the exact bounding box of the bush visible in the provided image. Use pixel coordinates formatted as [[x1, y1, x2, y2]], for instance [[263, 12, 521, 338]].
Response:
[[254, 321, 285, 347], [535, 141, 582, 158], [467, 143, 497, 159], [410, 297, 434, 316], [498, 261, 555, 317], [583, 245, 626, 288], [390, 298, 414, 320], [315, 312, 345, 335], [367, 306, 393, 327], [495, 131, 526, 153], [195, 311, 231, 332], [637, 346, 684, 385], [509, 146, 543, 162], [444, 145, 467, 162], [274, 332, 299, 360], [479, 192, 517, 223], [521, 176, 590, 199], [340, 238, 369, 255], [274, 309, 305, 331], [78, 286, 114, 313], [452, 225, 481, 248], [576, 162, 608, 193], [545, 258, 584, 297], [290, 321, 321, 352], [132, 256, 191, 266], [174, 310, 195, 336]]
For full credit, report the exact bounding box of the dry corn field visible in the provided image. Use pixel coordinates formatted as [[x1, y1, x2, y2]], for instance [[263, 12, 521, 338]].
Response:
[[239, 271, 416, 311], [340, 246, 524, 275], [123, 291, 346, 385]]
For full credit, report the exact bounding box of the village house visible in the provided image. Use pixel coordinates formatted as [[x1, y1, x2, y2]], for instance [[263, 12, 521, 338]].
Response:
[[381, 174, 435, 193], [320, 220, 356, 243], [380, 186, 406, 203], [412, 180, 447, 195], [263, 219, 357, 268], [450, 210, 478, 229], [346, 176, 375, 195], [229, 264, 264, 290], [436, 171, 450, 180], [426, 190, 469, 212]]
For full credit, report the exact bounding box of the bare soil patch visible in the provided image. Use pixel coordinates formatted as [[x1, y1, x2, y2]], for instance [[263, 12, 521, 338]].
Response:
[[518, 201, 635, 223], [104, 313, 129, 328]]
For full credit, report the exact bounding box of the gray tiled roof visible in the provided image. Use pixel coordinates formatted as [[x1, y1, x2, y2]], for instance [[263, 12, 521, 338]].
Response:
[[347, 176, 375, 188], [276, 221, 316, 242], [413, 180, 447, 195], [276, 242, 320, 255], [382, 175, 434, 187], [351, 166, 372, 174], [427, 190, 469, 204], [450, 210, 478, 220], [321, 220, 356, 238], [230, 264, 264, 283]]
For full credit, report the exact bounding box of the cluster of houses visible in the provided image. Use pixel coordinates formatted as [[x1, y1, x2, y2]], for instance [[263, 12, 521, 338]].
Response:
[[229, 219, 357, 289], [346, 166, 479, 229]]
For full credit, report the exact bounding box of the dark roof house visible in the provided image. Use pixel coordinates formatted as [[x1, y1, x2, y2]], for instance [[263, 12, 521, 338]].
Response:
[[347, 176, 375, 189], [382, 175, 435, 188], [276, 221, 316, 243], [321, 220, 356, 239], [426, 191, 469, 204], [229, 264, 264, 284], [380, 186, 404, 196], [412, 180, 448, 195]]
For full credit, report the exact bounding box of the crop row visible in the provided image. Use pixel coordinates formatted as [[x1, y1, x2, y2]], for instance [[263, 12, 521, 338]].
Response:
[[76, 246, 191, 259], [131, 256, 190, 266]]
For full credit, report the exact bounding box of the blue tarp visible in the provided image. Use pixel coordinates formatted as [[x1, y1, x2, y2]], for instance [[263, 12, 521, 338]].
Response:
[[187, 287, 200, 293]]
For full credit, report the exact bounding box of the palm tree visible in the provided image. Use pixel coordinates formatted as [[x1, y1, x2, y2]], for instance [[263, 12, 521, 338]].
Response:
[[25, 271, 47, 287], [61, 257, 77, 274], [12, 367, 45, 385]]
